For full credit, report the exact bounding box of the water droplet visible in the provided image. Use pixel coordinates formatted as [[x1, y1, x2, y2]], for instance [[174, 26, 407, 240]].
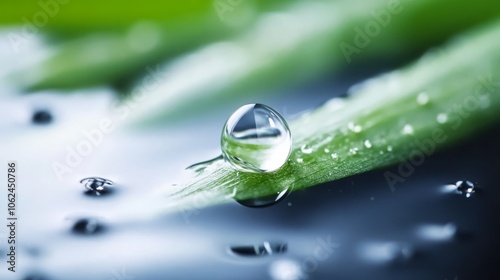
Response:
[[80, 177, 114, 196], [349, 147, 358, 154], [331, 153, 338, 159], [296, 158, 303, 163], [324, 148, 330, 153], [437, 113, 448, 124], [348, 122, 362, 133], [387, 145, 393, 152], [360, 242, 414, 264], [221, 104, 292, 173], [230, 241, 287, 257], [32, 110, 52, 125], [72, 218, 105, 235], [300, 144, 313, 154], [236, 187, 290, 208], [287, 202, 292, 206], [364, 140, 372, 148], [402, 124, 414, 135], [416, 92, 429, 105], [455, 180, 476, 198]]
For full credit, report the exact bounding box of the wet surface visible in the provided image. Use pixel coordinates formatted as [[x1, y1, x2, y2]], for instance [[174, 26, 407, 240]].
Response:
[[0, 61, 499, 280]]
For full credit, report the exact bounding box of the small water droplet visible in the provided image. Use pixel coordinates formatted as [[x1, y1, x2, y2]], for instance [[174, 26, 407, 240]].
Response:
[[331, 153, 338, 159], [324, 148, 330, 153], [364, 140, 372, 148], [230, 241, 287, 257], [287, 202, 292, 206], [80, 177, 114, 196], [417, 223, 457, 241], [296, 158, 303, 163], [221, 104, 292, 173], [437, 113, 448, 124], [300, 144, 313, 154], [416, 92, 429, 105], [72, 218, 104, 235], [349, 147, 358, 154], [402, 124, 414, 135], [348, 122, 362, 133], [32, 110, 52, 125], [236, 187, 290, 208], [455, 180, 476, 198], [387, 146, 393, 152]]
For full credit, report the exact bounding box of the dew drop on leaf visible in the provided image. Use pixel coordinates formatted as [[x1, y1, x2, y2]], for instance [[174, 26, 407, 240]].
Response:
[[221, 104, 292, 173]]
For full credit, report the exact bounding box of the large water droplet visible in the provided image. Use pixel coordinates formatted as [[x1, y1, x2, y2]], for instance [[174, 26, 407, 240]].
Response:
[[72, 218, 105, 235], [221, 104, 292, 173], [80, 177, 114, 196], [455, 180, 476, 198], [236, 187, 290, 208], [230, 241, 287, 257]]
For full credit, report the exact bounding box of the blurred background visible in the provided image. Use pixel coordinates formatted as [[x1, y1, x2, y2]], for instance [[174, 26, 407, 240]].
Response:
[[0, 0, 500, 279]]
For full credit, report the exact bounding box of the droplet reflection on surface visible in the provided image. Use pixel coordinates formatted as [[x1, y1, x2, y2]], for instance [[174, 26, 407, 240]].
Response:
[[269, 259, 304, 280], [455, 180, 476, 198], [230, 241, 287, 257], [32, 110, 52, 125], [221, 104, 292, 173], [236, 187, 290, 208], [72, 218, 105, 235]]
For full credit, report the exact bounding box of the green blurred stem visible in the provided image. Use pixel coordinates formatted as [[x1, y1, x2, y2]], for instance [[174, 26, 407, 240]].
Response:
[[166, 19, 500, 208]]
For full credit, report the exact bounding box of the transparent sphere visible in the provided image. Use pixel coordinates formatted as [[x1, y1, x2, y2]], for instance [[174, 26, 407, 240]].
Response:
[[221, 104, 292, 173]]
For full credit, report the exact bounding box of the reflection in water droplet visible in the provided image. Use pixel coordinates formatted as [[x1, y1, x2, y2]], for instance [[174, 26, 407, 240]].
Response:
[[230, 241, 287, 257], [32, 110, 52, 125], [80, 177, 114, 196], [437, 113, 448, 124], [455, 180, 476, 198], [221, 104, 292, 173], [72, 218, 105, 235], [416, 92, 429, 105], [364, 140, 372, 148], [269, 259, 304, 280], [301, 144, 313, 154], [236, 187, 290, 208], [348, 122, 362, 133], [402, 124, 414, 135]]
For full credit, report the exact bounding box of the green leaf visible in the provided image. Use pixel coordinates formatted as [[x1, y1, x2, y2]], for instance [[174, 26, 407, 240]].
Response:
[[164, 19, 500, 209]]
